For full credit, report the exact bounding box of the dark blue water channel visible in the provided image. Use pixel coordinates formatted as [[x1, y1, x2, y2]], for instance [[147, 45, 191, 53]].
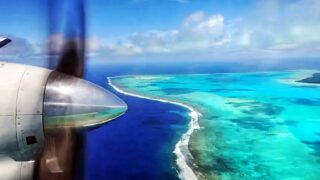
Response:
[[76, 64, 189, 179]]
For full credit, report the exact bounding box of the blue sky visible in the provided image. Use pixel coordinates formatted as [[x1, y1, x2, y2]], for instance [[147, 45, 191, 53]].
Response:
[[0, 0, 319, 64]]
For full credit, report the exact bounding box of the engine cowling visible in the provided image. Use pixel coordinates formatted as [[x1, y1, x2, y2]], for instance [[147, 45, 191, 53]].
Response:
[[0, 62, 49, 161]]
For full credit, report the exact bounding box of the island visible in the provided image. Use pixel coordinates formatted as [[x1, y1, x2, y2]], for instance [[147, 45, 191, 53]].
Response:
[[297, 72, 320, 84]]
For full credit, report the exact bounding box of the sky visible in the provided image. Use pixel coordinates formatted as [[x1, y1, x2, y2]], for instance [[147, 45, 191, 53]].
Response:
[[0, 0, 319, 64]]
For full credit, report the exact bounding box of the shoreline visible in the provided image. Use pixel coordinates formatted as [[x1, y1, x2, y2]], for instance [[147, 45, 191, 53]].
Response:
[[107, 77, 201, 180]]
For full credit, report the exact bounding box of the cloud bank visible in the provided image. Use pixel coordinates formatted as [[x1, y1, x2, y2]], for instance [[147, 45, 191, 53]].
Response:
[[91, 0, 320, 61], [1, 0, 319, 63], [0, 35, 36, 60]]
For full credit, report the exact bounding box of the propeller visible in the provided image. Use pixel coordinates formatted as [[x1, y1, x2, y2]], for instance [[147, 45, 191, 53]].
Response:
[[36, 0, 87, 179], [47, 0, 86, 78]]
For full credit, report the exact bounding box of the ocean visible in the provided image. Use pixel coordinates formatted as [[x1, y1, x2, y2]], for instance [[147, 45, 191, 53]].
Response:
[[80, 64, 192, 179], [81, 92, 189, 179], [109, 71, 320, 179]]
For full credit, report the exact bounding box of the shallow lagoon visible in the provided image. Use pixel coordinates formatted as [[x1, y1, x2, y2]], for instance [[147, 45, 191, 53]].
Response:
[[111, 72, 320, 179]]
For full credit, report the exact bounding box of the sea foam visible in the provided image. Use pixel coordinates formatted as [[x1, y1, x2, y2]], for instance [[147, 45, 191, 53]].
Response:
[[108, 77, 200, 180]]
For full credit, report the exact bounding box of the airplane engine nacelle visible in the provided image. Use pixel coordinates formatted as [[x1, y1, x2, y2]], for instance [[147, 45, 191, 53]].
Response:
[[0, 62, 50, 161]]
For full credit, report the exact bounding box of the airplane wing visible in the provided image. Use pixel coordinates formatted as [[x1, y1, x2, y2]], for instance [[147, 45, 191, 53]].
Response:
[[0, 37, 11, 48]]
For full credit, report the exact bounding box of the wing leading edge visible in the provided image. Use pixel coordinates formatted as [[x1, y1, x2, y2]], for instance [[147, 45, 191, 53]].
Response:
[[0, 37, 11, 48]]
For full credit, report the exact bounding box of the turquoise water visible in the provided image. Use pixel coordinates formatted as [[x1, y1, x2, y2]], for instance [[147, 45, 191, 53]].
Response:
[[110, 71, 320, 179]]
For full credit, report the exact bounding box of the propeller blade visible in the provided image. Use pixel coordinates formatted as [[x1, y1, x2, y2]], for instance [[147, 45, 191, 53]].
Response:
[[35, 128, 78, 180], [47, 0, 86, 78], [56, 39, 85, 78], [39, 0, 87, 177]]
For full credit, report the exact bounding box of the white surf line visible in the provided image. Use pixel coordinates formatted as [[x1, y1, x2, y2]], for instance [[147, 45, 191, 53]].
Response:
[[108, 77, 201, 180]]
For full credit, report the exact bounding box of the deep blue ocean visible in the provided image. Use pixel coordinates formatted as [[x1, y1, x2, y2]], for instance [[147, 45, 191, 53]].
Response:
[[83, 90, 188, 180], [77, 63, 196, 180]]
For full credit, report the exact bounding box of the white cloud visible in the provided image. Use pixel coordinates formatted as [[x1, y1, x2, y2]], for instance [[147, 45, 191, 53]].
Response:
[[90, 0, 320, 61], [2, 0, 320, 63], [0, 36, 35, 58], [46, 34, 65, 55], [92, 11, 229, 58], [113, 42, 142, 56], [196, 14, 224, 30], [182, 11, 205, 26], [46, 34, 106, 57]]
